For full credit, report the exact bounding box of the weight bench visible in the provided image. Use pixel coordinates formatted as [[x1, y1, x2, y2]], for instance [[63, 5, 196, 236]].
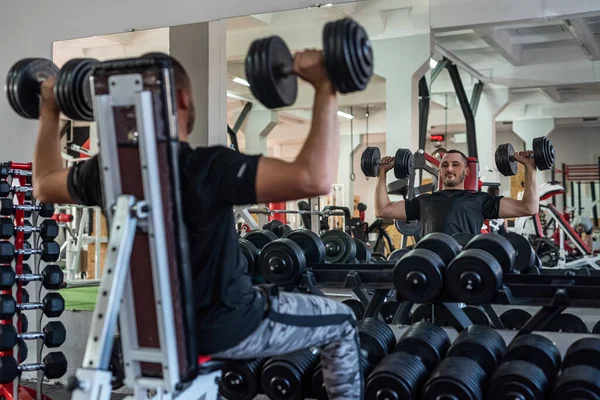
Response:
[[69, 55, 221, 399]]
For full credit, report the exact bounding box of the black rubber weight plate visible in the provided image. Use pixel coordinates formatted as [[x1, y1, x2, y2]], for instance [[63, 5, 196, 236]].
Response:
[[499, 309, 532, 330], [533, 136, 555, 170], [394, 148, 414, 180], [9, 58, 59, 119], [267, 36, 296, 108], [544, 313, 589, 333]]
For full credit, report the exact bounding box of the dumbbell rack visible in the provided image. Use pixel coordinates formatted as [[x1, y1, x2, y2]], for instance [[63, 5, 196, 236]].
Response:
[[0, 162, 64, 400], [293, 262, 600, 335], [0, 162, 32, 400]]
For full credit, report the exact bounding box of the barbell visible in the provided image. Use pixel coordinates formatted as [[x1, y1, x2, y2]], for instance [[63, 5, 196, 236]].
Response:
[[495, 136, 555, 176], [360, 146, 414, 179], [245, 17, 373, 109]]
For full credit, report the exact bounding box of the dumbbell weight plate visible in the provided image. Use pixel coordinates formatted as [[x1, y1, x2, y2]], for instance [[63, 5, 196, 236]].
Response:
[[361, 146, 380, 178], [342, 299, 365, 320], [393, 148, 414, 180], [387, 248, 409, 263], [56, 58, 98, 121], [395, 219, 422, 236], [239, 238, 260, 278], [394, 249, 445, 303], [415, 232, 462, 266], [532, 136, 555, 171], [283, 229, 326, 264], [321, 230, 356, 263], [464, 233, 516, 273], [219, 357, 267, 400], [503, 333, 561, 382], [504, 232, 536, 272], [552, 365, 600, 400], [446, 249, 503, 304], [245, 36, 297, 109], [593, 319, 600, 334], [6, 58, 59, 119], [562, 337, 600, 371], [323, 18, 373, 94], [353, 238, 372, 262], [499, 308, 532, 330], [544, 313, 589, 333], [244, 229, 278, 250], [258, 238, 306, 286], [495, 143, 518, 176]]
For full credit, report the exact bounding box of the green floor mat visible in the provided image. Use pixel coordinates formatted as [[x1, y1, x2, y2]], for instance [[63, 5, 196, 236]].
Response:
[[59, 286, 99, 311]]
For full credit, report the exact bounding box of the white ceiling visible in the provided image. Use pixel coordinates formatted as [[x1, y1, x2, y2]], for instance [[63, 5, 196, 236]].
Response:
[[51, 0, 600, 144]]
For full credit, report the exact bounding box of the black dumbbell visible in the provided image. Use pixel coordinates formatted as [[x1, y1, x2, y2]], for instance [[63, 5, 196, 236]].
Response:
[[342, 299, 365, 321], [239, 238, 261, 280], [365, 321, 451, 398], [260, 347, 320, 399], [19, 264, 64, 290], [0, 164, 32, 180], [5, 58, 98, 121], [0, 218, 59, 240], [0, 292, 65, 320], [243, 229, 278, 250], [353, 238, 372, 262], [487, 333, 561, 400], [320, 229, 356, 264], [445, 248, 504, 304], [360, 146, 415, 180], [0, 321, 66, 350], [422, 325, 505, 400], [0, 198, 54, 218], [503, 232, 536, 272], [499, 308, 532, 330], [387, 248, 409, 263], [0, 351, 67, 383], [496, 136, 555, 176], [312, 318, 395, 399], [219, 357, 268, 400], [0, 181, 33, 199], [394, 233, 462, 303], [380, 301, 400, 324], [551, 337, 600, 399], [0, 240, 60, 264], [245, 17, 373, 109], [259, 229, 326, 286], [263, 220, 292, 238]]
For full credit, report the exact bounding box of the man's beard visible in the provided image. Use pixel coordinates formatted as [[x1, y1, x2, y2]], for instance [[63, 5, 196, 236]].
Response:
[[444, 171, 466, 187]]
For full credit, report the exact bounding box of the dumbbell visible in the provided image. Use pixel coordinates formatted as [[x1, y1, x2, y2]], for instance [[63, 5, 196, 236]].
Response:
[[422, 325, 506, 400], [0, 164, 32, 180], [320, 229, 356, 264], [245, 17, 373, 109], [5, 57, 98, 121], [499, 308, 533, 330], [239, 238, 261, 280], [365, 321, 451, 399], [487, 333, 561, 400], [387, 248, 409, 263], [0, 321, 66, 350], [552, 337, 600, 399], [260, 347, 320, 399], [393, 232, 461, 303], [445, 233, 515, 304], [495, 136, 555, 176], [0, 198, 54, 218], [342, 299, 365, 320], [353, 238, 372, 262], [0, 218, 59, 240], [544, 312, 589, 333], [0, 181, 33, 199], [0, 240, 60, 264], [0, 351, 67, 383], [258, 229, 326, 285], [0, 292, 65, 320], [311, 318, 395, 400], [263, 220, 292, 238], [219, 357, 268, 400], [20, 264, 64, 290], [504, 232, 536, 272], [360, 146, 415, 180]]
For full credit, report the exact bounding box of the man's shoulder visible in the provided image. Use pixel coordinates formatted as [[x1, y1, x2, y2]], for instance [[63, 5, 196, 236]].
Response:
[[431, 190, 490, 199]]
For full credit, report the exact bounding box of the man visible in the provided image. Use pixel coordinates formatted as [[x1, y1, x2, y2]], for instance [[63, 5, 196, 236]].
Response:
[[32, 53, 362, 399], [572, 215, 594, 250], [375, 149, 539, 236]]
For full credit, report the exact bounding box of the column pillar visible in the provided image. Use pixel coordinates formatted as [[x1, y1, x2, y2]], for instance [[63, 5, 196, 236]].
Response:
[[336, 134, 362, 208], [244, 110, 279, 155], [512, 118, 555, 149], [169, 20, 227, 148], [475, 89, 509, 181], [372, 34, 432, 185]]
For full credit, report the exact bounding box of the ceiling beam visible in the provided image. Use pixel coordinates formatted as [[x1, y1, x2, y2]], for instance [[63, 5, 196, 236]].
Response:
[[539, 88, 563, 103], [473, 27, 522, 66], [564, 18, 600, 60]]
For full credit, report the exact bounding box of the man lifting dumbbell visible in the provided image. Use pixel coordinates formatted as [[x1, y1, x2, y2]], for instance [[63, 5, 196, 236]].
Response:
[[375, 148, 540, 236], [28, 19, 374, 400]]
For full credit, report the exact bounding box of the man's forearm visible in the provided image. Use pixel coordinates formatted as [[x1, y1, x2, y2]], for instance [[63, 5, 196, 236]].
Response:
[[295, 83, 338, 185], [521, 166, 539, 214], [33, 109, 64, 183], [375, 173, 392, 217]]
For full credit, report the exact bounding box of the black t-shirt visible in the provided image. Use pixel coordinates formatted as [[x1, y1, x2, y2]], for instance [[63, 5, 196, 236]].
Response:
[[404, 190, 502, 236], [67, 143, 265, 354]]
